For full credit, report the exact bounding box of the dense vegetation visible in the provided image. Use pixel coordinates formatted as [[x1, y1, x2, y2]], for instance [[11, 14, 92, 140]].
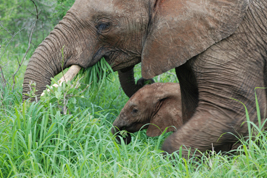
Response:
[[1, 0, 267, 177]]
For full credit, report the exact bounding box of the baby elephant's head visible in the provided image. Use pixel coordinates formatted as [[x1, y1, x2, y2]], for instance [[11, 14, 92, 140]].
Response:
[[112, 82, 183, 144]]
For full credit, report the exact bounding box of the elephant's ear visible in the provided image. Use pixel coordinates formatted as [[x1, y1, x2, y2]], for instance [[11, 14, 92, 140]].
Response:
[[146, 98, 183, 137], [146, 84, 183, 137], [141, 0, 250, 78]]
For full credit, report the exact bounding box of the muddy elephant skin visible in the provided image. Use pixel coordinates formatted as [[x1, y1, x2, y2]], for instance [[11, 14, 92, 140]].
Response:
[[23, 0, 267, 156], [112, 82, 240, 152], [112, 83, 183, 141]]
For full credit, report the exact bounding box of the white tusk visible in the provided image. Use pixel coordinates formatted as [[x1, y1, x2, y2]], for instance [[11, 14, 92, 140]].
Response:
[[41, 65, 81, 96], [57, 65, 81, 84]]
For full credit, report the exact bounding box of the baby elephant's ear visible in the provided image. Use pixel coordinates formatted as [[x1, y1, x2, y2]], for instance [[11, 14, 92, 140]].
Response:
[[142, 0, 249, 79], [146, 99, 183, 137]]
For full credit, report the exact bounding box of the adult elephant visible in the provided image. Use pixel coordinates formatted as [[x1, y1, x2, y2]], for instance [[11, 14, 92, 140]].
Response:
[[23, 0, 267, 156]]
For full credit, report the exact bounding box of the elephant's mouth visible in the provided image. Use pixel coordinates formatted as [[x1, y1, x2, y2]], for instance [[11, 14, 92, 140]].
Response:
[[115, 121, 149, 132], [111, 126, 132, 145], [91, 47, 141, 71], [123, 122, 149, 133], [91, 48, 120, 69], [91, 47, 113, 65], [112, 122, 149, 145], [115, 132, 132, 145], [107, 51, 142, 71]]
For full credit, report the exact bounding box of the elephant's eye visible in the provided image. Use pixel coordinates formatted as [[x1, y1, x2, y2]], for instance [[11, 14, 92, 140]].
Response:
[[132, 109, 138, 114], [96, 22, 111, 33]]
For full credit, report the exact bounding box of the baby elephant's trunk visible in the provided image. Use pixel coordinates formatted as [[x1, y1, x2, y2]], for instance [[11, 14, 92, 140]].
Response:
[[111, 125, 132, 145]]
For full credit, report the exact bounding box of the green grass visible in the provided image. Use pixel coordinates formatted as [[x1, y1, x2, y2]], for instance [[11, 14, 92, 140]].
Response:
[[1, 97, 267, 177], [1, 66, 267, 177], [1, 25, 267, 178]]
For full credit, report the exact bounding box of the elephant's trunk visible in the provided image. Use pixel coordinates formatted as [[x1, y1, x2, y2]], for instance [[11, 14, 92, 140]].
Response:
[[112, 117, 122, 135], [112, 118, 132, 145], [118, 66, 140, 98], [23, 39, 67, 100], [118, 66, 155, 98], [23, 11, 93, 100]]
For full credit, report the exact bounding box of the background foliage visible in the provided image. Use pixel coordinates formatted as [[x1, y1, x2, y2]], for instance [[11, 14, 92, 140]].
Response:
[[0, 0, 267, 177]]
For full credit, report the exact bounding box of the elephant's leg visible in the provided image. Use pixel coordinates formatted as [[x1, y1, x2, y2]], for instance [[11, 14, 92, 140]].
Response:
[[175, 59, 199, 124], [163, 44, 267, 156], [118, 66, 154, 98]]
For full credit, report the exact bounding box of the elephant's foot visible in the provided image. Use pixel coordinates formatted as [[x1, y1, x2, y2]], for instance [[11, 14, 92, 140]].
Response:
[[162, 109, 241, 157]]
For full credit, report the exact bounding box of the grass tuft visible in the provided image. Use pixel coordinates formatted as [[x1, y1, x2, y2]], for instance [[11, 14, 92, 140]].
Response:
[[1, 45, 267, 177]]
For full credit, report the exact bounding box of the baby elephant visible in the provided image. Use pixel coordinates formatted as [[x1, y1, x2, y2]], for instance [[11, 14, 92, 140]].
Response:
[[112, 83, 183, 144]]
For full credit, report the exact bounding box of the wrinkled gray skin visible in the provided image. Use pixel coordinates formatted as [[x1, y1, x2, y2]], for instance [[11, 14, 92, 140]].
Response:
[[23, 0, 267, 157]]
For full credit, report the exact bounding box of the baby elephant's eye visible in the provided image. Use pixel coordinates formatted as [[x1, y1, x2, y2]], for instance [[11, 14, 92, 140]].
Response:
[[96, 22, 111, 33], [132, 109, 138, 114]]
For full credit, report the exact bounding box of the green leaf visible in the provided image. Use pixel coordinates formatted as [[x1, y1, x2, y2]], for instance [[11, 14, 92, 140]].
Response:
[[55, 91, 62, 100]]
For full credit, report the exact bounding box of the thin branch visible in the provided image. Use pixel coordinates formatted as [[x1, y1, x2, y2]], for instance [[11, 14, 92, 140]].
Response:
[[60, 46, 67, 83], [0, 66, 6, 90], [30, 0, 39, 20], [12, 57, 23, 90], [0, 23, 25, 91], [0, 25, 25, 60], [0, 41, 6, 90], [0, 23, 12, 36], [0, 43, 5, 99], [12, 0, 39, 90]]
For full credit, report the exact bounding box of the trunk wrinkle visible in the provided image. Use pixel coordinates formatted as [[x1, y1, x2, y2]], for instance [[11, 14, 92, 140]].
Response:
[[32, 52, 56, 76], [25, 67, 51, 81], [63, 13, 89, 44], [55, 25, 73, 44], [65, 11, 88, 31], [32, 52, 59, 77]]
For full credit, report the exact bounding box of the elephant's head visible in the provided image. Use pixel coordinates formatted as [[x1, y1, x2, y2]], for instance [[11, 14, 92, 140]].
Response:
[[23, 0, 150, 98], [112, 83, 183, 144], [23, 0, 249, 99]]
